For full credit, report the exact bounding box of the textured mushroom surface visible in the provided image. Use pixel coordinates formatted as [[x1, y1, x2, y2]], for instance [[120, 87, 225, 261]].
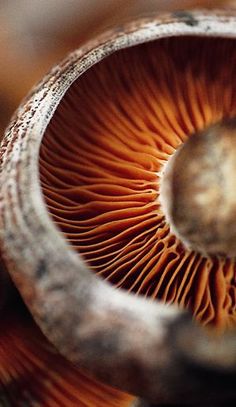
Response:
[[40, 36, 236, 332], [0, 306, 133, 406]]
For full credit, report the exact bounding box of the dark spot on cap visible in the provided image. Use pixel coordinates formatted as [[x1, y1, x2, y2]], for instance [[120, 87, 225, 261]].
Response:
[[78, 328, 122, 361], [36, 258, 47, 279], [6, 232, 14, 241], [173, 11, 199, 27]]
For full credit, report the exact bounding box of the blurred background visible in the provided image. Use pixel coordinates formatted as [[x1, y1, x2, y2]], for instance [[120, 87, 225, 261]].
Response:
[[0, 0, 235, 136]]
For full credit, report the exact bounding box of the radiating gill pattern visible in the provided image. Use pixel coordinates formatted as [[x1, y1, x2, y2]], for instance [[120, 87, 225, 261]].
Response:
[[40, 37, 236, 330]]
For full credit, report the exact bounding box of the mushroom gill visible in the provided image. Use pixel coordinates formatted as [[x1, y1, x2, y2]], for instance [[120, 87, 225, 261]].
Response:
[[40, 36, 236, 332]]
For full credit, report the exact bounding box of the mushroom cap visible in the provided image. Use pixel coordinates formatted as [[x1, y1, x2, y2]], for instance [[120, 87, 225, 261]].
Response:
[[40, 35, 236, 331]]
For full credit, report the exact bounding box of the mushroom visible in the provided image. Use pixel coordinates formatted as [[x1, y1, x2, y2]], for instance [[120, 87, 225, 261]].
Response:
[[1, 9, 236, 407]]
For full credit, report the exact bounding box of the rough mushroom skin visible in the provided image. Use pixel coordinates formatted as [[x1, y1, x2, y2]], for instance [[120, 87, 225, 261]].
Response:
[[0, 308, 133, 406], [1, 10, 236, 406]]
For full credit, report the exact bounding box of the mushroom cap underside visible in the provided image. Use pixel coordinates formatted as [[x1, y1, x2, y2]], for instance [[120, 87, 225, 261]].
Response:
[[40, 36, 236, 331]]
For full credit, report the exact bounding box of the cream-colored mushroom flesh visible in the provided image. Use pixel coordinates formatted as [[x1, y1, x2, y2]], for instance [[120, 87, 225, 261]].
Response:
[[40, 36, 236, 332]]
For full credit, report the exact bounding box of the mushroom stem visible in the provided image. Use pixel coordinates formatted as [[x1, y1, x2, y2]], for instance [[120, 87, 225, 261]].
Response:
[[160, 118, 236, 258]]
